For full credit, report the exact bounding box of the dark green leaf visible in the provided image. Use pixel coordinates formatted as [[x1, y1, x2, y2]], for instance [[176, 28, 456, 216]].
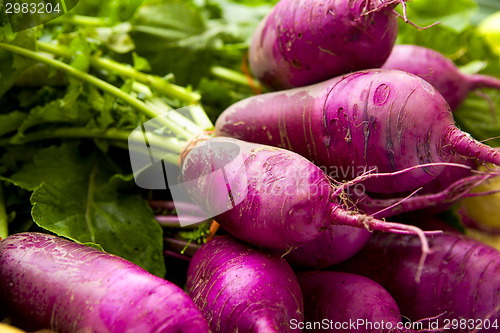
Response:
[[13, 83, 92, 138], [0, 111, 26, 137], [4, 144, 165, 276]]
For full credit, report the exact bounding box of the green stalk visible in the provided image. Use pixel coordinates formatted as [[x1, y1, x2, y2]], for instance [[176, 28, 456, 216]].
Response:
[[128, 144, 180, 167], [0, 127, 185, 154], [131, 82, 204, 135], [37, 41, 201, 104], [188, 104, 214, 131], [210, 65, 266, 93], [47, 14, 112, 27], [38, 41, 211, 130], [145, 99, 201, 135], [0, 185, 8, 239], [0, 42, 192, 140]]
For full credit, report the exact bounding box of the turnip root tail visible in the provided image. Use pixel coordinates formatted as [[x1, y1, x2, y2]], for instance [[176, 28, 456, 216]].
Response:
[[329, 207, 436, 283], [364, 0, 405, 15], [442, 127, 500, 166], [469, 73, 500, 91], [362, 0, 408, 22], [356, 172, 499, 218]]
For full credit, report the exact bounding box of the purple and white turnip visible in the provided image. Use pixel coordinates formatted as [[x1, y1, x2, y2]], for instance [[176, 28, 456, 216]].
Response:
[[186, 235, 304, 332], [335, 232, 500, 332], [216, 69, 500, 194], [0, 233, 210, 333], [249, 0, 405, 90], [382, 44, 500, 110]]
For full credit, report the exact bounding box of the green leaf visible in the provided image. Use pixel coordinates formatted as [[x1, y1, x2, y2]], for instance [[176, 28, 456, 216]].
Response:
[[13, 83, 92, 138], [5, 144, 165, 277], [68, 32, 91, 73], [132, 0, 206, 38], [0, 111, 26, 137], [87, 86, 116, 129], [397, 22, 497, 69], [129, 0, 267, 86], [92, 23, 135, 54], [454, 91, 500, 147], [73, 0, 144, 22], [132, 51, 151, 72], [0, 146, 40, 175], [0, 29, 36, 98], [401, 0, 477, 31], [396, 0, 483, 61], [198, 77, 253, 121], [82, 242, 105, 251]]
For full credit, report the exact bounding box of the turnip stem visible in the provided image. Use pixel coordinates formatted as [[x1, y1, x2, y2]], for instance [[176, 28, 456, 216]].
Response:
[[37, 41, 201, 104], [149, 200, 207, 216], [0, 185, 7, 239], [0, 127, 184, 157], [155, 215, 205, 227], [38, 41, 212, 131], [210, 66, 265, 92], [47, 14, 112, 27], [164, 237, 201, 257], [164, 250, 192, 262], [186, 104, 214, 131]]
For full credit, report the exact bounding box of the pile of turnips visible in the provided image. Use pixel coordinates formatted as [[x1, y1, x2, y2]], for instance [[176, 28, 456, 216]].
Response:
[[1, 0, 500, 332]]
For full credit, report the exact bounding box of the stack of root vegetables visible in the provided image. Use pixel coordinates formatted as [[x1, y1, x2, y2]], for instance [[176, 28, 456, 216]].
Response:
[[2, 0, 500, 332]]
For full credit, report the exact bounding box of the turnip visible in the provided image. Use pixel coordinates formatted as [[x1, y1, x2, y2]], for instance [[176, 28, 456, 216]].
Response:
[[335, 232, 500, 332], [249, 0, 405, 89], [182, 137, 432, 248], [285, 171, 490, 270], [215, 69, 500, 193], [186, 235, 303, 333], [297, 271, 403, 333], [181, 137, 438, 279], [382, 44, 500, 110], [285, 226, 372, 269], [0, 232, 210, 333]]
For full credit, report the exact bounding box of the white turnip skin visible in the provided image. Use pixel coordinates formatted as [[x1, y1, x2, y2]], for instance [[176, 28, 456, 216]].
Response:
[[382, 44, 500, 110], [298, 271, 403, 333], [0, 232, 210, 333], [249, 0, 402, 90], [186, 235, 303, 333], [335, 232, 500, 332], [216, 69, 500, 194]]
